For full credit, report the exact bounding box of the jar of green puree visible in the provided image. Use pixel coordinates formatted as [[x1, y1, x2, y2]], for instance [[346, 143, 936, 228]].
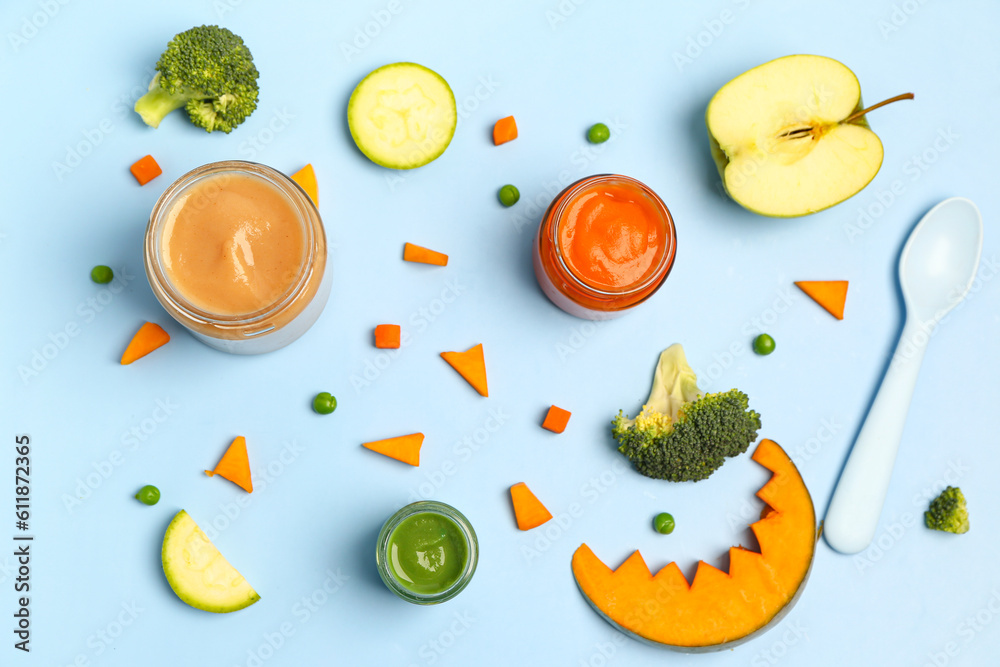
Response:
[[376, 501, 478, 605]]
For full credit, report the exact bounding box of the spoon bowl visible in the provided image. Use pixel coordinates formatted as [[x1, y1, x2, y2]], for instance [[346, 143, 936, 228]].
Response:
[[900, 197, 984, 320], [825, 197, 983, 554]]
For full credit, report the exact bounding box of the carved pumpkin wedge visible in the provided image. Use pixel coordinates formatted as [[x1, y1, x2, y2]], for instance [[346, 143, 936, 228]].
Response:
[[572, 439, 817, 652]]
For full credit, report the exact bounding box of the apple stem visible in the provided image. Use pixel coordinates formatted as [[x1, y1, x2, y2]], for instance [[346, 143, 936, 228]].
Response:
[[843, 93, 915, 124]]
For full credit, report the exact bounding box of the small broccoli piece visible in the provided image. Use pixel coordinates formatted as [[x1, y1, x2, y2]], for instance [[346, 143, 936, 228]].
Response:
[[613, 344, 761, 482], [134, 25, 259, 133], [925, 486, 969, 534]]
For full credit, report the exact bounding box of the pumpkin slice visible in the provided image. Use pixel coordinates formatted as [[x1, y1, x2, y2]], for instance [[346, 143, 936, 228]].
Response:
[[572, 439, 816, 652], [205, 436, 253, 493], [440, 344, 488, 397], [291, 163, 318, 205], [362, 433, 424, 466], [510, 482, 553, 530], [795, 280, 848, 320]]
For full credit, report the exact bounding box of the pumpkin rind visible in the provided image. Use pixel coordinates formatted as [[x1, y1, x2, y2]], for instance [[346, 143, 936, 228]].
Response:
[[572, 439, 816, 651]]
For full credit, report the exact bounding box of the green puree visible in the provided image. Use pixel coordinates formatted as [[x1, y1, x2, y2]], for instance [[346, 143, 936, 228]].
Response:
[[388, 513, 468, 595]]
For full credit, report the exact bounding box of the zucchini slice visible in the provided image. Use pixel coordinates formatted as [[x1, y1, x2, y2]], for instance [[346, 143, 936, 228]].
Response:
[[348, 62, 457, 169]]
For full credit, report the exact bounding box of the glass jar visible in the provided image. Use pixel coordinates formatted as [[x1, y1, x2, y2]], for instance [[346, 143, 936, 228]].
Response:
[[376, 501, 478, 605], [144, 160, 329, 354], [533, 174, 676, 320]]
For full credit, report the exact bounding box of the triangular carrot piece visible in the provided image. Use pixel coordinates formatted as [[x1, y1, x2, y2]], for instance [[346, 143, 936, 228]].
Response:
[[441, 344, 488, 397], [510, 482, 552, 530], [291, 164, 318, 206], [205, 436, 253, 493], [121, 322, 170, 365], [795, 281, 848, 320], [403, 243, 448, 266], [362, 433, 424, 466]]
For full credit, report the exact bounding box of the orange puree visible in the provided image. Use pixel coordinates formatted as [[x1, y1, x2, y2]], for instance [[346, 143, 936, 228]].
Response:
[[557, 182, 667, 291], [160, 173, 305, 315]]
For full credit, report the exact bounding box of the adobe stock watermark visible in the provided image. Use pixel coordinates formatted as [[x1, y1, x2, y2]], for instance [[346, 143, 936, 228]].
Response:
[[339, 0, 408, 62], [18, 266, 136, 385], [61, 398, 182, 513], [878, 0, 932, 39], [577, 633, 627, 667], [508, 118, 627, 234], [201, 440, 306, 541], [749, 620, 809, 666], [843, 127, 959, 243], [408, 611, 476, 665], [521, 460, 629, 564], [407, 408, 510, 502], [234, 567, 349, 667], [554, 320, 608, 364], [7, 0, 72, 53], [61, 600, 144, 666], [854, 459, 968, 574], [385, 75, 500, 193], [51, 68, 156, 181], [237, 108, 296, 160], [672, 0, 754, 72], [545, 0, 587, 30], [350, 278, 466, 393], [921, 589, 1000, 667]]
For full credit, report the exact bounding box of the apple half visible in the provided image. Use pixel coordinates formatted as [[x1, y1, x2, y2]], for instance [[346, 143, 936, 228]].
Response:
[[707, 54, 910, 217]]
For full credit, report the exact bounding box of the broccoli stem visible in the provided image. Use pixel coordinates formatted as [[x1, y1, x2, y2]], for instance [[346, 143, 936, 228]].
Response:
[[134, 85, 190, 128]]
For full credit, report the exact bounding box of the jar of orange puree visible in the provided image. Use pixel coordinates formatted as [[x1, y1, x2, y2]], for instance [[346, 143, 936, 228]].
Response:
[[533, 174, 676, 320], [144, 160, 329, 354]]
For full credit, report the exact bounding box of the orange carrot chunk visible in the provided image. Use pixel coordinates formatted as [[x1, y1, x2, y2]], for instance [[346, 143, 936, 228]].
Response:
[[120, 322, 170, 365], [291, 163, 318, 205], [493, 116, 518, 145], [130, 155, 162, 186], [362, 433, 424, 466], [542, 405, 572, 433], [510, 482, 552, 530], [440, 344, 488, 397], [795, 281, 849, 320], [403, 242, 448, 266], [374, 324, 401, 349], [205, 436, 253, 493]]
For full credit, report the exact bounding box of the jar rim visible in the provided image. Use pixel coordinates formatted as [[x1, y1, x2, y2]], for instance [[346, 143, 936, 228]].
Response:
[[144, 160, 320, 330], [545, 174, 676, 298], [376, 501, 479, 605]]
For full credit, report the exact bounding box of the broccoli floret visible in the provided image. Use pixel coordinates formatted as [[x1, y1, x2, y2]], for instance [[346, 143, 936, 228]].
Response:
[[613, 344, 761, 482], [925, 486, 969, 534], [134, 25, 259, 133]]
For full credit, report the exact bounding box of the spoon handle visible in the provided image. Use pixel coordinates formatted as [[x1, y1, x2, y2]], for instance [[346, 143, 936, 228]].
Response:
[[825, 317, 931, 554]]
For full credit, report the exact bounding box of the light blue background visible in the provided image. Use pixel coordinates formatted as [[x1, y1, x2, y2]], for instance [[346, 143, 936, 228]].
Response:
[[1, 0, 998, 665]]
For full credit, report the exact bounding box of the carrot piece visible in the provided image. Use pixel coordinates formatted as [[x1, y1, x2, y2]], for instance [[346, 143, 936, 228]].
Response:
[[120, 322, 170, 365], [493, 116, 518, 145], [440, 344, 488, 397], [403, 242, 448, 266], [374, 324, 401, 349], [291, 163, 318, 205], [542, 405, 572, 433], [795, 281, 849, 320], [205, 436, 253, 493], [130, 155, 162, 186], [510, 482, 552, 530], [362, 433, 424, 466]]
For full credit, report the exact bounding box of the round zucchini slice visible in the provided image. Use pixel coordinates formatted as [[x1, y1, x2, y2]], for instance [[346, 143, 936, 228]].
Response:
[[348, 62, 457, 169]]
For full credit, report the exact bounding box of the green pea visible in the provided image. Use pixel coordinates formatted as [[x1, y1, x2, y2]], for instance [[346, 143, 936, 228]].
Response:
[[654, 512, 675, 534], [313, 391, 338, 415], [91, 265, 114, 284], [753, 334, 776, 356], [135, 485, 160, 506], [587, 123, 610, 144], [498, 184, 520, 207]]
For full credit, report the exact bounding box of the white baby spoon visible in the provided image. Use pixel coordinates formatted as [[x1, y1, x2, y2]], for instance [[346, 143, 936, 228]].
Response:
[[825, 197, 983, 554]]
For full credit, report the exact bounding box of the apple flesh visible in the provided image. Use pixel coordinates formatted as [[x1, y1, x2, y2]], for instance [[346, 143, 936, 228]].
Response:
[[707, 55, 905, 218]]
